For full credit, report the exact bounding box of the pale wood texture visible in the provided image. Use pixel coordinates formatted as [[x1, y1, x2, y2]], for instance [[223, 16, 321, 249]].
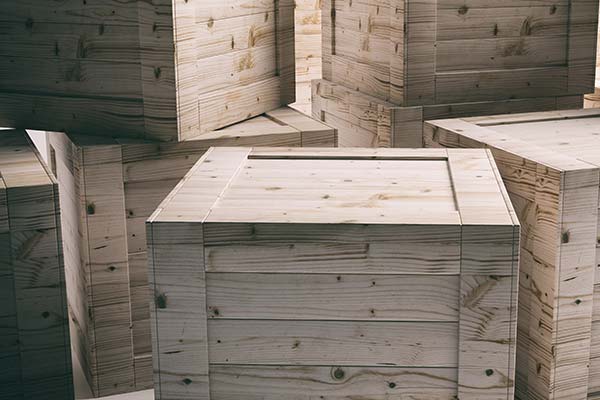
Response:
[[0, 130, 73, 400], [47, 108, 335, 397], [0, 0, 296, 141], [322, 0, 598, 106], [147, 147, 519, 400], [292, 0, 323, 115], [313, 78, 584, 148], [424, 108, 600, 400]]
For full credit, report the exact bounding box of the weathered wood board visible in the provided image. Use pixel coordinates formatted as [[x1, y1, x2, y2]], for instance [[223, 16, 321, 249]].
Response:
[[313, 78, 584, 148], [322, 0, 598, 106], [0, 0, 296, 141], [47, 107, 336, 397], [292, 0, 323, 115], [424, 108, 600, 400], [0, 129, 73, 400], [147, 147, 519, 400]]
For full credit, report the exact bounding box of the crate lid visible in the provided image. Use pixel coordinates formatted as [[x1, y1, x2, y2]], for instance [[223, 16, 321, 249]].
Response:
[[428, 109, 600, 172], [149, 148, 517, 226]]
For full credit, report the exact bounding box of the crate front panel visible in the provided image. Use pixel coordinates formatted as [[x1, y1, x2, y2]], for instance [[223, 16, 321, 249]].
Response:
[[149, 221, 517, 400], [323, 0, 598, 105]]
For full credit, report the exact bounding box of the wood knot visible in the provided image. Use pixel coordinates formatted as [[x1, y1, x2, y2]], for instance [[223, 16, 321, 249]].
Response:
[[458, 5, 469, 15], [154, 67, 161, 79], [561, 231, 570, 244], [485, 369, 494, 376], [332, 367, 345, 380], [41, 311, 50, 319], [108, 266, 116, 272], [388, 382, 396, 389], [182, 378, 192, 385]]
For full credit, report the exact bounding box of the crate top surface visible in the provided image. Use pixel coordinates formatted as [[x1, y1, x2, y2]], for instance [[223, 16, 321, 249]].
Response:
[[150, 148, 517, 226], [0, 129, 53, 189], [427, 109, 600, 172], [61, 107, 334, 148]]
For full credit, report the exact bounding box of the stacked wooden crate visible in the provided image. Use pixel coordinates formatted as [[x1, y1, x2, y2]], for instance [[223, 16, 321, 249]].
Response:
[[0, 130, 73, 400], [0, 0, 296, 141], [146, 147, 520, 400], [424, 109, 600, 399], [47, 107, 336, 397], [293, 0, 323, 114], [313, 0, 599, 147]]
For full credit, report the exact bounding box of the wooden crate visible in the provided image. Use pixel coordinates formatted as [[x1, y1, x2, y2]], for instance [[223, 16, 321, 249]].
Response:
[[147, 147, 520, 400], [424, 109, 600, 400], [0, 130, 73, 399], [47, 107, 336, 397], [0, 0, 296, 142], [292, 0, 323, 115], [313, 78, 584, 147], [322, 0, 598, 106]]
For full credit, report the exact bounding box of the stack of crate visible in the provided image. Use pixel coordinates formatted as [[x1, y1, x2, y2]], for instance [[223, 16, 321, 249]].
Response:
[[313, 0, 599, 147], [0, 1, 337, 398]]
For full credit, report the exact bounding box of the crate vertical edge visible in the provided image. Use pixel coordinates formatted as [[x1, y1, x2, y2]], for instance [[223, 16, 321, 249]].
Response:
[[424, 108, 600, 400], [0, 130, 74, 400], [147, 147, 519, 400]]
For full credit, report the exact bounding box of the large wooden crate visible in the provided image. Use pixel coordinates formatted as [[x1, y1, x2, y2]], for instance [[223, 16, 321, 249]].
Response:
[[47, 107, 336, 397], [147, 147, 520, 400], [313, 78, 584, 147], [0, 0, 296, 142], [293, 0, 323, 115], [323, 0, 598, 106], [0, 130, 73, 399], [424, 109, 600, 400]]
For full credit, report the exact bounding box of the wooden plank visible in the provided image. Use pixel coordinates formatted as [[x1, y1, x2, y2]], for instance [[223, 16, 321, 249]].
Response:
[[147, 222, 209, 400], [206, 273, 460, 321], [208, 320, 459, 367], [404, 0, 436, 105], [203, 224, 461, 274], [210, 365, 458, 399], [80, 145, 135, 396]]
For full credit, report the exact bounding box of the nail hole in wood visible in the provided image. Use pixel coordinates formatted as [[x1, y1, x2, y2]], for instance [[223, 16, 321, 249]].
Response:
[[156, 294, 167, 309]]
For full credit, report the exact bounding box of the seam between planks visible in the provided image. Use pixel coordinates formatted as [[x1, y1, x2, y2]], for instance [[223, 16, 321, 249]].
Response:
[[201, 149, 253, 224]]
